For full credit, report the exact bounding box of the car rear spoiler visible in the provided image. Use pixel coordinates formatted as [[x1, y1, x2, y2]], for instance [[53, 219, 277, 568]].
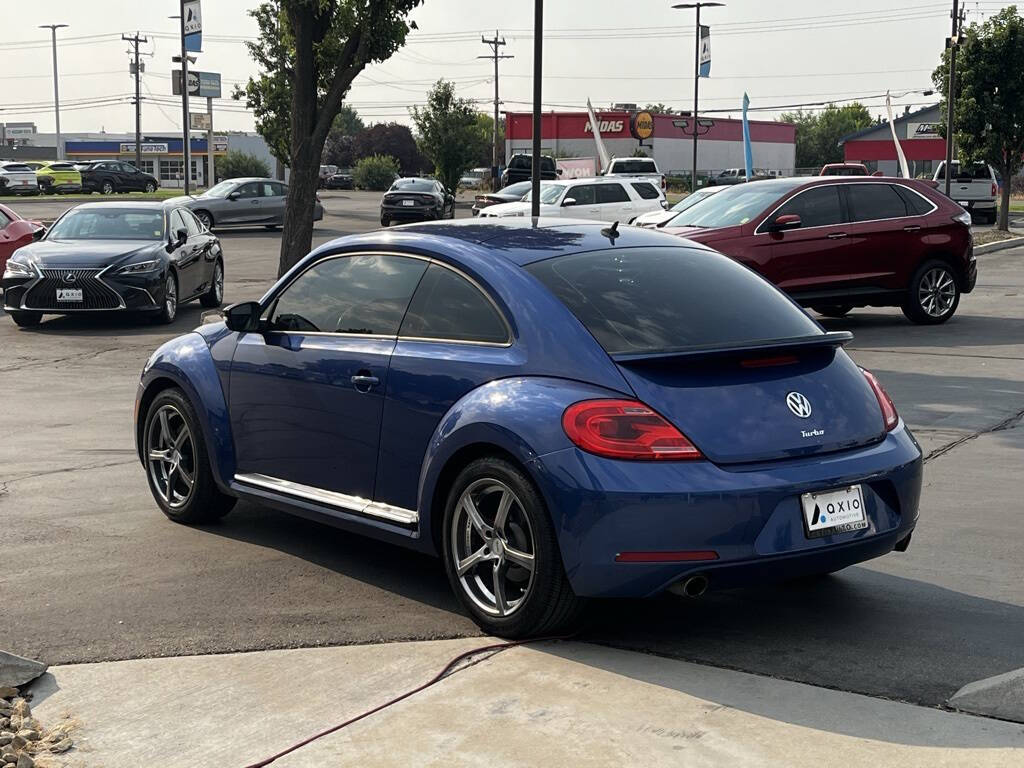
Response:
[[611, 331, 854, 364]]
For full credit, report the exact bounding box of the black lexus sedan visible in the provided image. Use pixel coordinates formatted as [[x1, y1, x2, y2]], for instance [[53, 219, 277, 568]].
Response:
[[2, 201, 223, 328], [380, 177, 455, 226]]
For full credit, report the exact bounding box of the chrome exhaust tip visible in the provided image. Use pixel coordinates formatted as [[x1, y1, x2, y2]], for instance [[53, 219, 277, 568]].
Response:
[[669, 573, 709, 599]]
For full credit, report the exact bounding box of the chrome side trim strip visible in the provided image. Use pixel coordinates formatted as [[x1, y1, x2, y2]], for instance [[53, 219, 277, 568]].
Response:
[[234, 472, 418, 526]]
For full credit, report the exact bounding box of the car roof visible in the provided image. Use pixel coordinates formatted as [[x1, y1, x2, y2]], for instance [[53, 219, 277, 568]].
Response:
[[70, 200, 173, 211], [311, 218, 707, 268]]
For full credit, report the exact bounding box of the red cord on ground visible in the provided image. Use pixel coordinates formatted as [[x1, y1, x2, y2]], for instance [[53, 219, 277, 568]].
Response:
[[240, 637, 563, 768]]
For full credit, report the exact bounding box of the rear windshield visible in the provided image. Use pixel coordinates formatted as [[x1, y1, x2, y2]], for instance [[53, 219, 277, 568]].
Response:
[[526, 247, 821, 355], [2, 164, 33, 172], [611, 159, 657, 174], [938, 163, 992, 181], [390, 179, 435, 193]]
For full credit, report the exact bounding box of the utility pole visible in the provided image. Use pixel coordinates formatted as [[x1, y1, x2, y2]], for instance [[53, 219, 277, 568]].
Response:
[[123, 32, 148, 170], [531, 0, 543, 217], [943, 0, 964, 198], [39, 24, 68, 160], [479, 31, 513, 192], [672, 2, 723, 192]]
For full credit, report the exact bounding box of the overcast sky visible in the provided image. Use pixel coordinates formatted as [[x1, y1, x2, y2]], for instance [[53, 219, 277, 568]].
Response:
[[1, 0, 1010, 136]]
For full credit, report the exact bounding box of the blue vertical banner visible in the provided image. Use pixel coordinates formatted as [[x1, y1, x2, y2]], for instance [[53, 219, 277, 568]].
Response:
[[699, 25, 711, 78], [183, 0, 203, 52], [742, 92, 753, 180]]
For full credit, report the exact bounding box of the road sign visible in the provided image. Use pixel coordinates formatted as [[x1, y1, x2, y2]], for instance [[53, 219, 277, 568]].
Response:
[[213, 135, 228, 152], [172, 70, 221, 98], [190, 112, 211, 131], [183, 0, 202, 52]]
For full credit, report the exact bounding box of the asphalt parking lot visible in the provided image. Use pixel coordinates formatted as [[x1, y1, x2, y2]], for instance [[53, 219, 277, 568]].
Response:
[[1, 190, 1021, 712]]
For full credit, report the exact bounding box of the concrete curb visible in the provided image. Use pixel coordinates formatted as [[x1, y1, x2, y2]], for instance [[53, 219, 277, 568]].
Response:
[[974, 236, 1024, 255], [948, 667, 1024, 723]]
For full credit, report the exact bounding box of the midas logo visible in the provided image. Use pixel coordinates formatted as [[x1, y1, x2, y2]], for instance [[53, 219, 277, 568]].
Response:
[[585, 120, 624, 133]]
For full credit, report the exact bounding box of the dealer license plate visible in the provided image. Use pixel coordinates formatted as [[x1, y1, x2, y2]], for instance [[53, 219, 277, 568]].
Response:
[[957, 201, 969, 207], [56, 289, 83, 303], [800, 485, 867, 538], [402, 199, 415, 206]]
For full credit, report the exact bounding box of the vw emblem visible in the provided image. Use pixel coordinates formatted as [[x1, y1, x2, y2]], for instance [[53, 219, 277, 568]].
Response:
[[62, 272, 77, 284], [786, 391, 813, 419]]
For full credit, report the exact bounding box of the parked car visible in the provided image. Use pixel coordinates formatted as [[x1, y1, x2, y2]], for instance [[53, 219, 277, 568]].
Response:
[[2, 201, 224, 327], [0, 203, 44, 278], [820, 163, 869, 176], [36, 161, 83, 194], [661, 176, 976, 324], [480, 176, 666, 223], [633, 184, 725, 228], [323, 172, 354, 190], [604, 156, 666, 191], [933, 161, 998, 225], [132, 219, 921, 637], [0, 162, 42, 196], [501, 154, 560, 186], [318, 164, 338, 188], [78, 160, 159, 195], [459, 168, 490, 190], [380, 177, 455, 226], [706, 168, 747, 186], [180, 178, 321, 230], [471, 180, 532, 216]]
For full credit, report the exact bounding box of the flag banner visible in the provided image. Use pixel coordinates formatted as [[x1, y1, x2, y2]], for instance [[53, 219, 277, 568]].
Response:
[[184, 0, 203, 52], [586, 98, 612, 173], [699, 25, 711, 78], [885, 91, 910, 178], [742, 93, 753, 180]]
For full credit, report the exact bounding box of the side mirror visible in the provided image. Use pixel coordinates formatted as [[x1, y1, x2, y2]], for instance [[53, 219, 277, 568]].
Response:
[[562, 197, 577, 207], [168, 227, 188, 251], [767, 213, 801, 232], [224, 301, 262, 333], [227, 191, 240, 201], [556, 168, 563, 176]]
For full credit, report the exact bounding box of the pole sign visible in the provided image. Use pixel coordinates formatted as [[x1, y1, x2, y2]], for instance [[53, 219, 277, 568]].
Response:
[[190, 112, 211, 131], [699, 25, 711, 78], [183, 0, 202, 52], [212, 135, 228, 152], [172, 70, 221, 98], [630, 111, 655, 141]]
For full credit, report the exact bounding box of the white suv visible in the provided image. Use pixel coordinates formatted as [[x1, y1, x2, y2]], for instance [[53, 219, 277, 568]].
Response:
[[479, 177, 666, 223]]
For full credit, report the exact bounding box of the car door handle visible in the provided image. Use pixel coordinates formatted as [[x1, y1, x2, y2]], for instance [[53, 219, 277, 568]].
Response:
[[826, 232, 848, 239], [903, 225, 921, 232], [351, 374, 380, 392]]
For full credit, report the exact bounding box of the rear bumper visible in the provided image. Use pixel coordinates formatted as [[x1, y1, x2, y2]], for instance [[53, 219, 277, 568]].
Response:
[[381, 203, 438, 222], [530, 423, 922, 598]]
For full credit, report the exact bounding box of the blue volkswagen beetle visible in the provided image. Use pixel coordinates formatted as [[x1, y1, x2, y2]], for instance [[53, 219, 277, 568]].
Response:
[[134, 219, 922, 637]]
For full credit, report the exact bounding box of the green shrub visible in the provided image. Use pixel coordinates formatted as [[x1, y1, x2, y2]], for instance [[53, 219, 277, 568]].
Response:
[[353, 154, 400, 191], [215, 150, 270, 182]]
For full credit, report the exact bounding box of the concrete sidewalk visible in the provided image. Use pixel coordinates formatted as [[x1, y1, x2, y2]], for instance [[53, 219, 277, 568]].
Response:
[[26, 639, 1024, 768]]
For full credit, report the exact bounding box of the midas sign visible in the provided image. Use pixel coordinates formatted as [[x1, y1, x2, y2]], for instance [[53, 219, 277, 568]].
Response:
[[631, 111, 655, 141], [585, 119, 625, 134]]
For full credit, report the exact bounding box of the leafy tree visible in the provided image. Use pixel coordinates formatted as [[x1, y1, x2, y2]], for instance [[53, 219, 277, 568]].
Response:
[[781, 103, 872, 170], [472, 112, 504, 168], [411, 79, 487, 193], [643, 103, 675, 114], [332, 103, 365, 136], [353, 123, 425, 174], [933, 6, 1024, 230], [215, 150, 270, 182], [237, 0, 420, 276], [322, 104, 365, 167], [353, 154, 400, 190]]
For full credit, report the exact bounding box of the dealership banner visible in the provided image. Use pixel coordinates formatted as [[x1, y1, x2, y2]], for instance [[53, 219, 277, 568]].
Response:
[[184, 0, 202, 52], [742, 93, 753, 180], [699, 25, 711, 77]]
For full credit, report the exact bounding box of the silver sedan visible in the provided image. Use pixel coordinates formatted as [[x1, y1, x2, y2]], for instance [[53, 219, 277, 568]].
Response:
[[178, 177, 324, 230]]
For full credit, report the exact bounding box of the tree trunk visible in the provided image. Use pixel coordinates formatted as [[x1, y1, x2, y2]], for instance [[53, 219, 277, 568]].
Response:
[[998, 162, 1011, 232], [278, 149, 319, 277]]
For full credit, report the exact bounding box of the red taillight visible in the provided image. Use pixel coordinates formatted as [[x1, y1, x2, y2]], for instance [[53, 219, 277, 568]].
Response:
[[992, 182, 997, 197], [861, 368, 898, 432], [615, 550, 718, 563], [740, 355, 799, 368], [562, 399, 702, 460]]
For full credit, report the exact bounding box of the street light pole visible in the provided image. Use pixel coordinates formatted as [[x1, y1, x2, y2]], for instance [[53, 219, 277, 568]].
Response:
[[672, 3, 723, 192], [944, 0, 963, 198], [39, 24, 68, 160], [531, 0, 543, 217], [179, 1, 191, 195]]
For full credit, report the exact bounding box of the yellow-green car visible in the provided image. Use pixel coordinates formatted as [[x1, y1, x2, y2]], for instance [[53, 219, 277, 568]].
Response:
[[34, 161, 82, 194]]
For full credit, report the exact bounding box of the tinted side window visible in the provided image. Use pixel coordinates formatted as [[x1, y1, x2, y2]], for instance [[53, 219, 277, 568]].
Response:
[[0, 210, 11, 228], [237, 183, 261, 199], [270, 254, 427, 335], [894, 185, 934, 216], [597, 183, 629, 203], [567, 185, 597, 205], [259, 182, 278, 197], [170, 210, 187, 236], [631, 182, 660, 200], [181, 208, 203, 236], [400, 264, 508, 344], [774, 186, 843, 228], [846, 184, 909, 222]]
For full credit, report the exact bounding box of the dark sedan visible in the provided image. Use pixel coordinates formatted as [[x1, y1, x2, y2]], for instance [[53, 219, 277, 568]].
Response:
[[323, 172, 353, 190], [380, 178, 454, 226], [2, 201, 224, 328], [471, 180, 531, 216]]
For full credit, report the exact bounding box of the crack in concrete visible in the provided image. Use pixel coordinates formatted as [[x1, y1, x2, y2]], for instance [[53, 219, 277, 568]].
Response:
[[923, 408, 1024, 463], [0, 346, 128, 373], [5, 458, 139, 485], [853, 347, 1024, 362]]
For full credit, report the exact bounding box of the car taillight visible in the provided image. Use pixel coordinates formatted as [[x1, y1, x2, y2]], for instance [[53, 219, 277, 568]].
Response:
[[562, 399, 702, 460], [861, 368, 898, 432], [992, 182, 997, 197]]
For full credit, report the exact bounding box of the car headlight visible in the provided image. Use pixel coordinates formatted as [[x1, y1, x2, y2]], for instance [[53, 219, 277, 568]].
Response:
[[115, 259, 161, 275], [3, 259, 36, 278]]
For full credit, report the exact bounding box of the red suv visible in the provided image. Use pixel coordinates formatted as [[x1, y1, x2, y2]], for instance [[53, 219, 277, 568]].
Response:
[[661, 177, 976, 324]]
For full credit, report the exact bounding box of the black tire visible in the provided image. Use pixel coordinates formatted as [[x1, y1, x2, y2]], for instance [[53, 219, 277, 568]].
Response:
[[144, 182, 156, 193], [901, 259, 960, 324], [100, 180, 115, 195], [194, 210, 214, 230], [9, 310, 42, 328], [154, 271, 178, 324], [381, 217, 390, 227], [812, 304, 854, 319], [142, 388, 236, 524], [200, 260, 224, 309], [441, 456, 584, 638]]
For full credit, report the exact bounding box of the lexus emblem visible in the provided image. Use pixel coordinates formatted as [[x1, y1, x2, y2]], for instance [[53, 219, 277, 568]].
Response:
[[62, 272, 76, 284], [786, 391, 813, 419]]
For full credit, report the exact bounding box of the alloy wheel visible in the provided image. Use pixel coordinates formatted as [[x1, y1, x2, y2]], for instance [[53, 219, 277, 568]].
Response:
[[197, 212, 213, 230], [145, 183, 156, 193], [102, 181, 114, 195], [450, 478, 537, 617], [165, 274, 177, 321], [918, 267, 956, 318], [212, 263, 224, 303], [147, 404, 197, 510]]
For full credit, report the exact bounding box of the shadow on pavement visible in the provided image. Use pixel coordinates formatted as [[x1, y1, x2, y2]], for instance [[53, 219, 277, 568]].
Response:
[[821, 311, 1024, 351]]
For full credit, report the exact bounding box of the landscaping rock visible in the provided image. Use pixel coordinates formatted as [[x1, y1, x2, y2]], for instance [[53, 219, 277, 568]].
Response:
[[0, 689, 17, 701], [49, 738, 72, 754], [0, 655, 45, 691], [14, 754, 32, 768], [0, 736, 9, 748], [12, 732, 35, 744]]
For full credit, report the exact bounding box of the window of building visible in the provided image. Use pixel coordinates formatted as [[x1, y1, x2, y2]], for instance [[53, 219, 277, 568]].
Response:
[[400, 264, 508, 344], [160, 159, 183, 182]]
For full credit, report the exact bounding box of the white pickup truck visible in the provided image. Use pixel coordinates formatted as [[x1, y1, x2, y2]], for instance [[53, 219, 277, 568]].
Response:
[[604, 157, 666, 191], [933, 161, 998, 224]]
